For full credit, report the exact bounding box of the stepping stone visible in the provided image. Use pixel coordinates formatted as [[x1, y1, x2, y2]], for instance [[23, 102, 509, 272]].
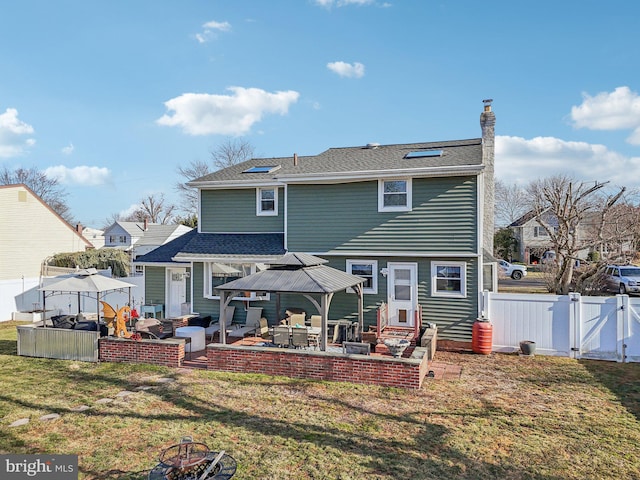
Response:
[[115, 390, 135, 398], [70, 405, 90, 412], [40, 413, 60, 422], [95, 398, 114, 404], [135, 386, 154, 391], [155, 377, 175, 384], [9, 418, 30, 427]]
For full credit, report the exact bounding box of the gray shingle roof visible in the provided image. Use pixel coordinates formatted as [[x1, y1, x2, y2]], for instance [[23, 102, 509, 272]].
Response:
[[135, 231, 285, 264], [190, 138, 482, 184]]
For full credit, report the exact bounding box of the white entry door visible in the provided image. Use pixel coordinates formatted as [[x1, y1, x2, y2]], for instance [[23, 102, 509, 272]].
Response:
[[387, 262, 418, 328], [166, 268, 187, 318]]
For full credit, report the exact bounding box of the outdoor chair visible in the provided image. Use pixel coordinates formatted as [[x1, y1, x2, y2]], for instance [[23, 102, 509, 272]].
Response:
[[135, 318, 173, 339], [288, 313, 306, 327], [291, 327, 309, 349], [205, 306, 236, 341], [273, 326, 290, 347], [228, 307, 264, 339], [258, 318, 270, 339], [310, 315, 321, 329]]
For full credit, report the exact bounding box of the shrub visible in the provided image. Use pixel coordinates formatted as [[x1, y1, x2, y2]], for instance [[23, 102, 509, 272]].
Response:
[[49, 250, 130, 277]]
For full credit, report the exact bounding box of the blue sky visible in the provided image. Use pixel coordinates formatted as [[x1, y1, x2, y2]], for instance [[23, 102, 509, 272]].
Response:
[[1, 0, 639, 227]]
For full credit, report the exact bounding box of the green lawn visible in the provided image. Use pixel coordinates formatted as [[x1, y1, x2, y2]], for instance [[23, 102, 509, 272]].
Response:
[[1, 321, 640, 479]]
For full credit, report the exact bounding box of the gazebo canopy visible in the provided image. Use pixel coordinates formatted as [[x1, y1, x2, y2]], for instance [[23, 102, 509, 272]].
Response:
[[40, 268, 135, 320], [40, 268, 136, 294], [215, 253, 364, 351], [215, 255, 361, 294]]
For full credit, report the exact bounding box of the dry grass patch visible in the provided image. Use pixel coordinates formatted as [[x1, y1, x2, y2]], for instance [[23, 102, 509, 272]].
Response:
[[1, 322, 639, 479]]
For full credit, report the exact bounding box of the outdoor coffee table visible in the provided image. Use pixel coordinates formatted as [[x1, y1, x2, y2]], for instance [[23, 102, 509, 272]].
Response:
[[174, 326, 206, 355]]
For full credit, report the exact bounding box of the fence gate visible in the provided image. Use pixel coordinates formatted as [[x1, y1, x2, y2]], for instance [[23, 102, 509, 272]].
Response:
[[624, 299, 640, 362], [485, 292, 639, 363]]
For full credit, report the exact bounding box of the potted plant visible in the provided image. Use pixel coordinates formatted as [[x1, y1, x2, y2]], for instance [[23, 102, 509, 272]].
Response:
[[519, 340, 536, 356]]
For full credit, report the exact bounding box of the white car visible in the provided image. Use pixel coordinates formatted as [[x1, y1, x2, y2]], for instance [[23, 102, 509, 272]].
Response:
[[499, 260, 527, 280]]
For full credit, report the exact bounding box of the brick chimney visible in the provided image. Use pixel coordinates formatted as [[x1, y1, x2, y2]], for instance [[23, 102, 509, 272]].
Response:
[[76, 223, 83, 236], [293, 153, 298, 166], [480, 99, 496, 258], [144, 217, 148, 231]]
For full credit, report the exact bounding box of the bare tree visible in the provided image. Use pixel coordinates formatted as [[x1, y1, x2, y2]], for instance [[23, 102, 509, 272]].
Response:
[[105, 193, 177, 227], [175, 159, 210, 214], [175, 137, 255, 213], [0, 165, 73, 222], [494, 179, 531, 227], [130, 193, 176, 224], [528, 175, 625, 294]]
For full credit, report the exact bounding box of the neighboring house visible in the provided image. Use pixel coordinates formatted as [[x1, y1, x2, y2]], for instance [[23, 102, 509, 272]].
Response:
[[509, 210, 593, 264], [103, 220, 192, 274], [0, 184, 92, 319], [135, 102, 496, 344], [80, 226, 105, 249]]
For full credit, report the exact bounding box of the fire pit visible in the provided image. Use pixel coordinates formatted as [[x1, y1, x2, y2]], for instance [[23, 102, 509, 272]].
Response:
[[148, 437, 236, 480]]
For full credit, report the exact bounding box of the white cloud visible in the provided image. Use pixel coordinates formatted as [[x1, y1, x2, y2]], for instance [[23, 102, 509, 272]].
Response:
[[0, 108, 35, 158], [570, 86, 640, 145], [156, 87, 300, 136], [61, 143, 74, 155], [315, 0, 375, 7], [195, 20, 231, 43], [44, 165, 111, 186], [119, 203, 141, 219], [327, 61, 365, 78], [495, 135, 639, 188]]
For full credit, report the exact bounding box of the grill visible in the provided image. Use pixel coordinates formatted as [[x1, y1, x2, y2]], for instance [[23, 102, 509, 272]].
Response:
[[148, 437, 236, 480]]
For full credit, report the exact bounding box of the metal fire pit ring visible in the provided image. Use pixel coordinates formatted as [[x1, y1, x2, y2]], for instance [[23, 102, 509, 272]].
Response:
[[148, 437, 237, 480]]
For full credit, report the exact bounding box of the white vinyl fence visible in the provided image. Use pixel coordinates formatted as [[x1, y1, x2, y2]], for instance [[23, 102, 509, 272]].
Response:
[[483, 292, 640, 363]]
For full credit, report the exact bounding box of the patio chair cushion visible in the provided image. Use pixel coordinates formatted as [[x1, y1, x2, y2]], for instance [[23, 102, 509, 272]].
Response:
[[51, 315, 76, 329], [188, 315, 212, 328], [228, 307, 263, 339]]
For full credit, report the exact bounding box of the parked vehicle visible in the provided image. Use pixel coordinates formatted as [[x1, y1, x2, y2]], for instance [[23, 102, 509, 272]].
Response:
[[541, 250, 556, 264], [603, 265, 640, 294], [499, 260, 528, 280]]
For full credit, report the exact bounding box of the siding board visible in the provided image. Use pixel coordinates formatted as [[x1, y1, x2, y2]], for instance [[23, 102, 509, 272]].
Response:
[[287, 177, 477, 252], [200, 188, 284, 233]]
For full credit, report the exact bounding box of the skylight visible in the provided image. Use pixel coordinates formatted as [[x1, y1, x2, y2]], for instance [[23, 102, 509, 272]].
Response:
[[242, 165, 281, 174], [404, 150, 443, 159]]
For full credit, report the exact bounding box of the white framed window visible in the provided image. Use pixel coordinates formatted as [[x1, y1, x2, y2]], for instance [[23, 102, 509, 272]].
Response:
[[346, 260, 378, 294], [119, 235, 127, 243], [431, 261, 467, 298], [204, 262, 270, 300], [257, 187, 277, 216], [378, 179, 412, 212]]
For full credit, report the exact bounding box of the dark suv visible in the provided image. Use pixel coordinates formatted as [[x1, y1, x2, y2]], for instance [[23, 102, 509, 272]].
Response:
[[603, 265, 640, 294]]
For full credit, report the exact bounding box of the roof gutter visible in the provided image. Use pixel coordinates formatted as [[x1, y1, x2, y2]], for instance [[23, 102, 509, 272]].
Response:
[[275, 164, 484, 184]]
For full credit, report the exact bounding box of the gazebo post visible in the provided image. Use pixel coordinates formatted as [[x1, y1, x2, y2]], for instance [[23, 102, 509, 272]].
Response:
[[220, 292, 228, 345], [320, 294, 329, 352]]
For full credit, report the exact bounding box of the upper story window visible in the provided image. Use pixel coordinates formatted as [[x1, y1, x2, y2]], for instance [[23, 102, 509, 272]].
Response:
[[346, 260, 378, 294], [533, 226, 548, 237], [378, 179, 412, 212], [108, 235, 116, 243], [119, 235, 127, 243], [257, 187, 277, 216], [431, 261, 467, 298]]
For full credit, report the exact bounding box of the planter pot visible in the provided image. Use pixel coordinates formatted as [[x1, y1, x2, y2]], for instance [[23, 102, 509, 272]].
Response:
[[519, 340, 536, 356]]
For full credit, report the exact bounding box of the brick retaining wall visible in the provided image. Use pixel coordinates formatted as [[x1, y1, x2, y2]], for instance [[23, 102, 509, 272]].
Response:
[[99, 337, 185, 367], [207, 344, 431, 389]]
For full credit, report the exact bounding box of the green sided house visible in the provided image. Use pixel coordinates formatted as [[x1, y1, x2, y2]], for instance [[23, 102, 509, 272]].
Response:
[[135, 102, 497, 346]]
